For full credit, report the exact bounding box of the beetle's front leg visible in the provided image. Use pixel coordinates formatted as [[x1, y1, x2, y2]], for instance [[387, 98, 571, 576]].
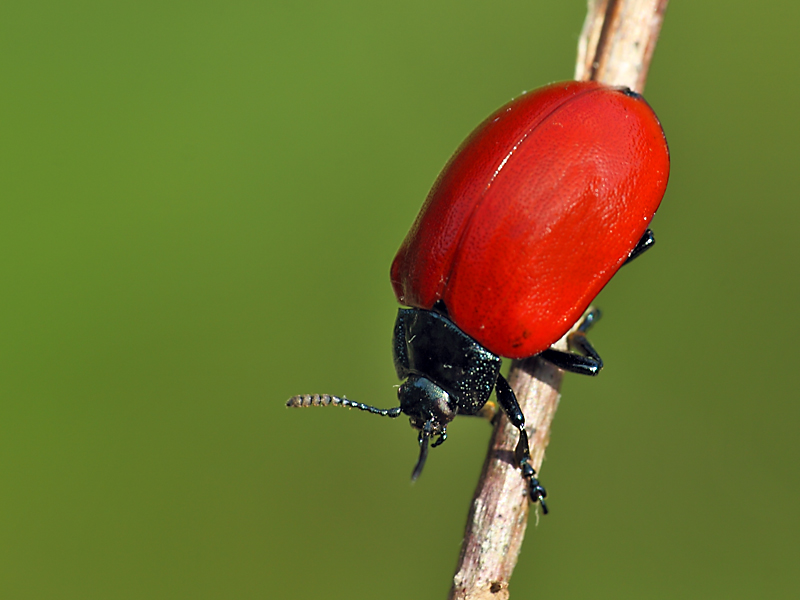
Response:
[[495, 374, 548, 513]]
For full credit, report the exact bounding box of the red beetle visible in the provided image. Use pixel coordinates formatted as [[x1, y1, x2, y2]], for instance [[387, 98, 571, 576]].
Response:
[[289, 81, 670, 513]]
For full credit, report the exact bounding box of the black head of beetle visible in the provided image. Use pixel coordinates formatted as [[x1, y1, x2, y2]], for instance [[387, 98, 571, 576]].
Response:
[[392, 302, 501, 479]]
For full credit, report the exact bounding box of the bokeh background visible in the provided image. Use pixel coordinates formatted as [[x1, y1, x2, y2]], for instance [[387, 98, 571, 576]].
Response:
[[2, 1, 799, 598]]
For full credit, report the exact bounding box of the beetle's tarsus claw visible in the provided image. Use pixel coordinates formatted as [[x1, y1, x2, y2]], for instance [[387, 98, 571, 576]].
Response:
[[519, 458, 549, 514], [538, 497, 549, 515]]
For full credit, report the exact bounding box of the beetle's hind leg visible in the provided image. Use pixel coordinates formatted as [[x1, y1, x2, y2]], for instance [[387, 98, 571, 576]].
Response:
[[494, 374, 548, 513], [539, 308, 603, 376], [624, 228, 655, 265], [539, 230, 653, 376]]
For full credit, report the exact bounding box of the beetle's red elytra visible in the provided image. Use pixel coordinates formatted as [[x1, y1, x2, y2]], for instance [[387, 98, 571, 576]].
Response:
[[391, 80, 669, 358]]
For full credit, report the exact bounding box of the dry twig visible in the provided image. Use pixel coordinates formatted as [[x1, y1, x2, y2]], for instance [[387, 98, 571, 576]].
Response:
[[448, 2, 670, 599]]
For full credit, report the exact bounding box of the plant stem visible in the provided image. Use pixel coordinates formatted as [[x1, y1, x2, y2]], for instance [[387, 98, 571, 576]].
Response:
[[448, 2, 669, 599]]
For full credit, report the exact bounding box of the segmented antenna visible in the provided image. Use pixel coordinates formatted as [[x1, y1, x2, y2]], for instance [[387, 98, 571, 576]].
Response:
[[286, 394, 402, 418]]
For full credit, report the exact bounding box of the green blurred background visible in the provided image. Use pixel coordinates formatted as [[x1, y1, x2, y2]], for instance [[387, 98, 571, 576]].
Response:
[[2, 1, 798, 598]]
